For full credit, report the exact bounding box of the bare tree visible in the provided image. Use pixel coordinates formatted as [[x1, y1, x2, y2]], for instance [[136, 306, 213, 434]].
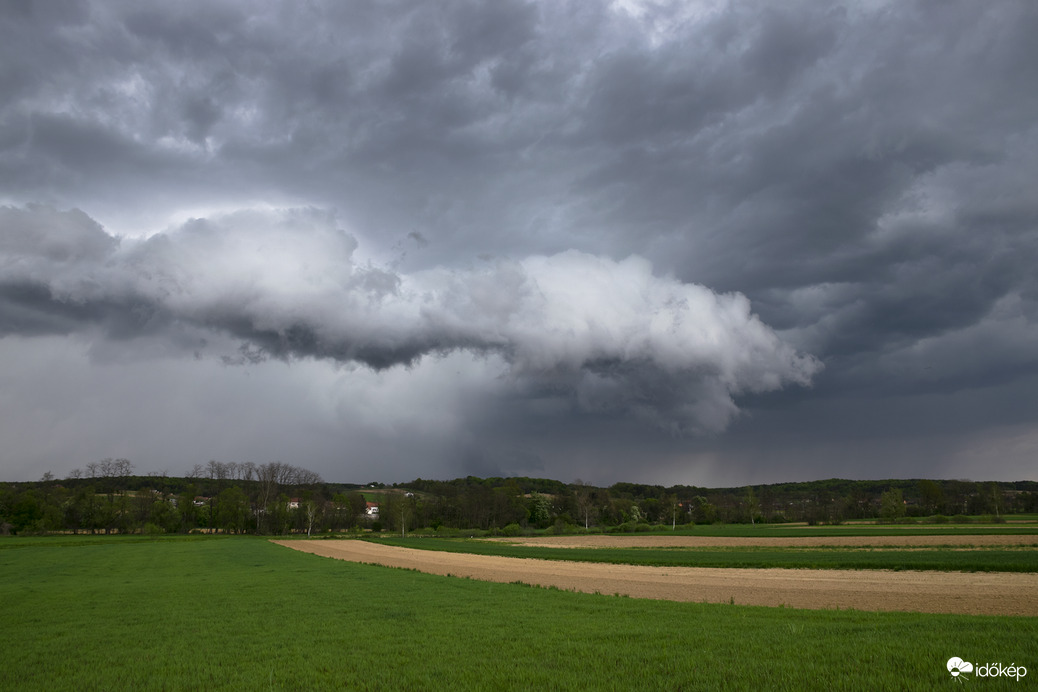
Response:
[[206, 460, 230, 481], [304, 500, 321, 537], [294, 468, 322, 485], [114, 459, 133, 478], [238, 462, 256, 481], [573, 479, 596, 529], [256, 462, 290, 532]]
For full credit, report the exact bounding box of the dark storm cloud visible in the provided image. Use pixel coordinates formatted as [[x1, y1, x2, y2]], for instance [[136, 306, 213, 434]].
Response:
[[0, 204, 819, 433], [1, 0, 1036, 483]]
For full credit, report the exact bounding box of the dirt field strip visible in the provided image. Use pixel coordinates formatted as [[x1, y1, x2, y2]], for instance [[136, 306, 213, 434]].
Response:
[[484, 534, 1038, 548], [273, 539, 1038, 616]]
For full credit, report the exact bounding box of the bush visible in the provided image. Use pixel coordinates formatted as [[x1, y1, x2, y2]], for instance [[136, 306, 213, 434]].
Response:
[[501, 523, 522, 537]]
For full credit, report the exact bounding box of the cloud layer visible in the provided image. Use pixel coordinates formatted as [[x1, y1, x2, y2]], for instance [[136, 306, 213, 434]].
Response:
[[1, 1, 1036, 484], [1, 205, 819, 433]]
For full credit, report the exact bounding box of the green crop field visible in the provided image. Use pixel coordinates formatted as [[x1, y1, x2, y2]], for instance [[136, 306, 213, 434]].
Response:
[[371, 536, 1038, 572], [2, 535, 1035, 691]]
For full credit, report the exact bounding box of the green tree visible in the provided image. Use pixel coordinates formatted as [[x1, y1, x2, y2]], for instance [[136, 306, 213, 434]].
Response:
[[528, 492, 552, 528], [331, 492, 367, 530], [215, 486, 251, 534], [692, 496, 717, 524], [638, 498, 661, 524], [10, 489, 43, 533], [988, 482, 1005, 519], [177, 489, 198, 533], [744, 487, 761, 525], [266, 494, 292, 534], [150, 497, 178, 533], [880, 488, 906, 521], [918, 480, 944, 516], [133, 489, 157, 532]]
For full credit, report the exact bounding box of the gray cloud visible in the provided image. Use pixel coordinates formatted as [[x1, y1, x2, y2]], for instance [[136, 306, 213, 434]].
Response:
[[0, 204, 819, 433], [1, 0, 1036, 484]]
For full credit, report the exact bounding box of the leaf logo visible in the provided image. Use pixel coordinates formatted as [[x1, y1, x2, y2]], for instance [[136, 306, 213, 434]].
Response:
[[947, 657, 974, 679]]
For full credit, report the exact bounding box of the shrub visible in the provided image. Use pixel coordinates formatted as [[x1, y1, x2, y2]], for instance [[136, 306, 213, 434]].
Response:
[[501, 523, 522, 537]]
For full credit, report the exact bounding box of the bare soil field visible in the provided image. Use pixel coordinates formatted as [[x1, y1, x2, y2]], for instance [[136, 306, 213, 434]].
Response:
[[484, 534, 1038, 548], [274, 538, 1038, 616]]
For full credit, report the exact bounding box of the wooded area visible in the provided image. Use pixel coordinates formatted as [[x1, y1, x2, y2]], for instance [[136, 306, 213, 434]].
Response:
[[2, 459, 1036, 535]]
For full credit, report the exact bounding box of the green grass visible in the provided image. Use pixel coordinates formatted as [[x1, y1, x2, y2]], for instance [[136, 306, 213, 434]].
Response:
[[1, 536, 1035, 691], [370, 537, 1038, 572]]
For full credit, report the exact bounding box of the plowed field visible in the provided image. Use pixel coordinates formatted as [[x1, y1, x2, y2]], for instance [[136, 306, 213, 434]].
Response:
[[274, 537, 1038, 616], [485, 534, 1038, 547]]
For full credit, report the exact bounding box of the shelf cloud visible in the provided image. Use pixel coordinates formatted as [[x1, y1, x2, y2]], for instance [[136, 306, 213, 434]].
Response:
[[1, 205, 819, 434]]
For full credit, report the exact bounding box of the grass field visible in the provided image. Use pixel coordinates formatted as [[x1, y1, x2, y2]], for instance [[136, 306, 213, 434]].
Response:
[[1, 535, 1035, 690], [370, 536, 1038, 572]]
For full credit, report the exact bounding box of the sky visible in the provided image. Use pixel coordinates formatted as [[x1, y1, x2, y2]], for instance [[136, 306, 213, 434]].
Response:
[[1, 0, 1037, 487]]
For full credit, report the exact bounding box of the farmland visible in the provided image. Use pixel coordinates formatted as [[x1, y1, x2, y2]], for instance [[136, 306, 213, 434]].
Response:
[[281, 533, 1038, 615], [364, 533, 1038, 574], [3, 532, 1036, 690]]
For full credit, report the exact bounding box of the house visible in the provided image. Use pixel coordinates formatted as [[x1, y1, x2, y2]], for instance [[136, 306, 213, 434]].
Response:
[[287, 497, 301, 510], [365, 502, 379, 517]]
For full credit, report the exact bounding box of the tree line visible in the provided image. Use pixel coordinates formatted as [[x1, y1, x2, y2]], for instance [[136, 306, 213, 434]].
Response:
[[2, 463, 1036, 536]]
